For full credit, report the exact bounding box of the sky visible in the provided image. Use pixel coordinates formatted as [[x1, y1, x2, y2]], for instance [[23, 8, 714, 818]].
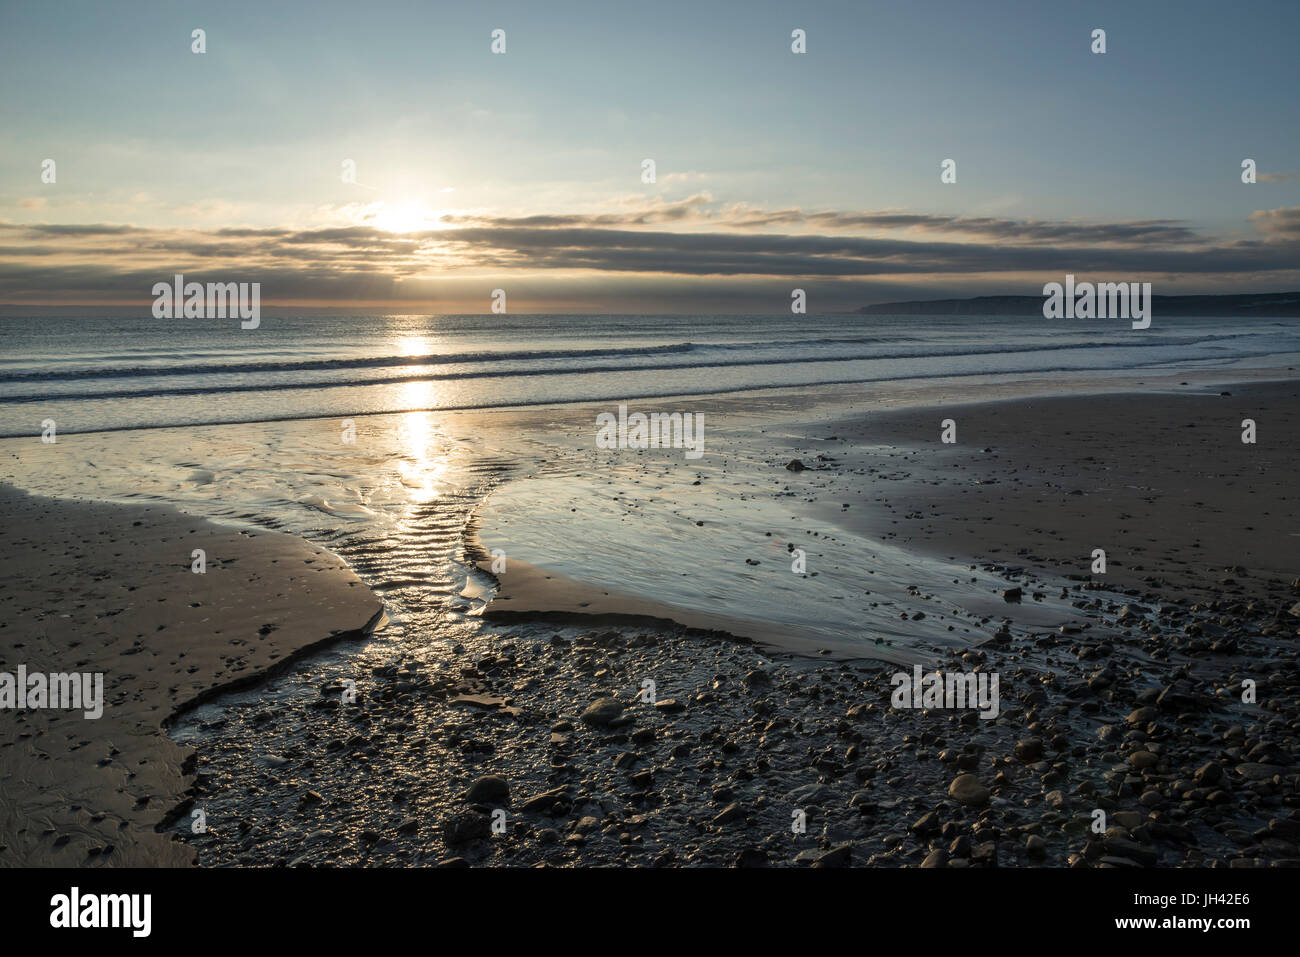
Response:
[[1, 0, 1297, 312]]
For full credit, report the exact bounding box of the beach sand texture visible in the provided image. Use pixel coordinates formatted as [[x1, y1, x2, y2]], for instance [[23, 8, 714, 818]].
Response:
[[0, 485, 383, 866]]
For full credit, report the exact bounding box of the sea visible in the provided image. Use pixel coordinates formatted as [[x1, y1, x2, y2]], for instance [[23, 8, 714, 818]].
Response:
[[2, 312, 1296, 437]]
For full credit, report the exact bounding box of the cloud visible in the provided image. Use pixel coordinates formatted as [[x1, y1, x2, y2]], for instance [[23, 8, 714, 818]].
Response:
[[1247, 205, 1300, 238], [719, 207, 1204, 246], [0, 203, 1297, 304], [445, 198, 1204, 246], [440, 193, 716, 229]]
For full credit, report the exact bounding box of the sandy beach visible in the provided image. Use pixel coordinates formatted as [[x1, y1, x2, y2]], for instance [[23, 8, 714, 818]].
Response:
[[0, 486, 383, 866], [814, 379, 1300, 601], [3, 370, 1296, 867]]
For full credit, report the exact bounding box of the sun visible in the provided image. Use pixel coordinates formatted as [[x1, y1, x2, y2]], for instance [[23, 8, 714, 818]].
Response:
[[372, 200, 439, 233]]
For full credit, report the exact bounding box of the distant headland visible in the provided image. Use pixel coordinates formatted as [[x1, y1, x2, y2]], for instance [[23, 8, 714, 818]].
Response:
[[859, 291, 1300, 317]]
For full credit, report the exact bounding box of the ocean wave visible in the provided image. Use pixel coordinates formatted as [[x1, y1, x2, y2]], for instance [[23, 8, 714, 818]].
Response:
[[0, 331, 1263, 385], [0, 341, 700, 383], [2, 351, 1296, 438], [0, 333, 1271, 404]]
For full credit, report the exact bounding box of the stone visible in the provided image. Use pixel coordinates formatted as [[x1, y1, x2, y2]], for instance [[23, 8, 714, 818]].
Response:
[[911, 811, 941, 835], [581, 697, 625, 727], [1194, 762, 1224, 786], [442, 811, 491, 845], [520, 788, 569, 814], [812, 844, 852, 867], [948, 774, 990, 807], [1127, 707, 1158, 727], [920, 848, 948, 868], [785, 783, 837, 805], [1128, 751, 1158, 771], [712, 803, 746, 826], [1014, 737, 1044, 762], [465, 774, 510, 804]]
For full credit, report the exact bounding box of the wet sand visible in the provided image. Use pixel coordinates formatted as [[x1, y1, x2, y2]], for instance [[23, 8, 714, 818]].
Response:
[[467, 374, 1299, 657], [0, 485, 383, 866], [803, 379, 1300, 601]]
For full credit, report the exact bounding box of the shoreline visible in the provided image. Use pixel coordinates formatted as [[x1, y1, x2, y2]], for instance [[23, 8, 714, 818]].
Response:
[[4, 361, 1296, 441]]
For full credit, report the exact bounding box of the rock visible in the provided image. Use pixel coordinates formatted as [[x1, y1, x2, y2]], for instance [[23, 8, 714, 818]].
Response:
[[1127, 707, 1158, 727], [1103, 835, 1157, 865], [785, 783, 838, 805], [1194, 762, 1223, 786], [785, 459, 806, 472], [735, 847, 768, 867], [581, 697, 625, 727], [466, 774, 510, 804], [920, 848, 948, 868], [1014, 737, 1044, 762], [1128, 751, 1159, 771], [653, 698, 685, 713], [911, 811, 941, 836], [442, 811, 491, 844], [1025, 834, 1047, 858], [712, 803, 746, 826], [1236, 762, 1283, 781], [812, 844, 852, 867], [1002, 587, 1023, 603], [520, 788, 569, 814], [1156, 682, 1200, 712], [948, 774, 990, 807], [628, 769, 654, 789], [1138, 789, 1164, 809], [1268, 819, 1300, 842]]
